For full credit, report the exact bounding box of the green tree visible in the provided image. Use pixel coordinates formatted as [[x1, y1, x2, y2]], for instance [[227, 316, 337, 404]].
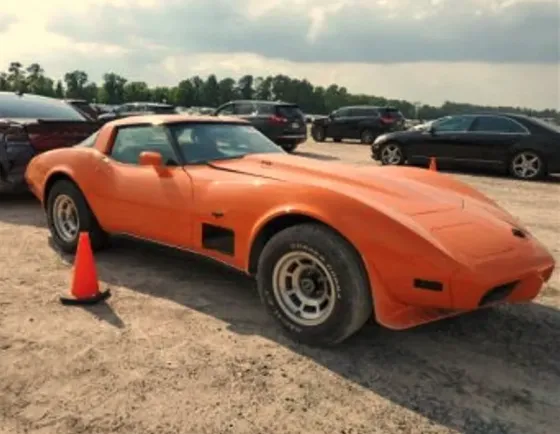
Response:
[[7, 61, 26, 93], [101, 73, 127, 104], [202, 74, 220, 107], [0, 61, 558, 123], [124, 81, 151, 102], [64, 70, 89, 99]]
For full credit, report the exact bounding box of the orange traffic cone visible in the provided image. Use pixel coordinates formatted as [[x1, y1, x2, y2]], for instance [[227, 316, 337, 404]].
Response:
[[60, 232, 111, 305], [429, 157, 437, 171]]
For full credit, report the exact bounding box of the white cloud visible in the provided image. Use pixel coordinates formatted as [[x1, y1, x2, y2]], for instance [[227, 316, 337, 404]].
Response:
[[0, 0, 558, 110]]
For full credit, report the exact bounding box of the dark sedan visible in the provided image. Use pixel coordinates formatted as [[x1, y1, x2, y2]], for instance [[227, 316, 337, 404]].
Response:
[[371, 113, 560, 180], [0, 92, 98, 193]]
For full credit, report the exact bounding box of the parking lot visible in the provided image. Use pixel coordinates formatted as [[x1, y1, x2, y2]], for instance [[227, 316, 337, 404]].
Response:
[[1, 138, 559, 434]]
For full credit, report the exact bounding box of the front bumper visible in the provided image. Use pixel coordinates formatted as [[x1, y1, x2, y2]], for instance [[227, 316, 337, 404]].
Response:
[[366, 223, 555, 331], [276, 134, 307, 145]]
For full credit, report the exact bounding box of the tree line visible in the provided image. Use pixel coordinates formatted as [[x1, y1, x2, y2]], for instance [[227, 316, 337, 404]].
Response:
[[1, 61, 558, 122]]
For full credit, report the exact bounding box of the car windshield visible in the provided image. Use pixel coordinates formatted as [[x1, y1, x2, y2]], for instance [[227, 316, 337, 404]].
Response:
[[168, 122, 285, 164]]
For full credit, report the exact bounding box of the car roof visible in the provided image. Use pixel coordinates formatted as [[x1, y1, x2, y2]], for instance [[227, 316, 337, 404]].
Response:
[[122, 101, 175, 107], [226, 99, 297, 106], [107, 113, 250, 127], [0, 91, 60, 102]]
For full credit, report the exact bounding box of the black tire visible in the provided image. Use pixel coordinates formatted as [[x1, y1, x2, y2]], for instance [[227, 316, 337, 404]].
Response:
[[508, 150, 546, 180], [281, 142, 298, 153], [311, 126, 326, 142], [360, 128, 375, 144], [333, 137, 342, 143], [46, 180, 109, 254], [256, 223, 373, 346], [378, 142, 405, 166]]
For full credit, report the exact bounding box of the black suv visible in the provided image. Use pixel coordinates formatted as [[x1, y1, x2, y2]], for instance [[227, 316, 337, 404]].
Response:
[[311, 105, 405, 144], [97, 102, 178, 124], [214, 100, 307, 152]]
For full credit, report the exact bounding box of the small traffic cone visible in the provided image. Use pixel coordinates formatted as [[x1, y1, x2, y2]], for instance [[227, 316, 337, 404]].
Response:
[[60, 232, 111, 305], [429, 157, 437, 171]]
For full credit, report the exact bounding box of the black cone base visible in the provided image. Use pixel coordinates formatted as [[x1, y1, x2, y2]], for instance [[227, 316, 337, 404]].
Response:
[[59, 288, 111, 305]]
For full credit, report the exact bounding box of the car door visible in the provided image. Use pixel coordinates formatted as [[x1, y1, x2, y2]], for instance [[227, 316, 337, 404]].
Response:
[[326, 108, 351, 138], [91, 123, 194, 247], [347, 108, 374, 139], [464, 115, 528, 166], [408, 115, 476, 163]]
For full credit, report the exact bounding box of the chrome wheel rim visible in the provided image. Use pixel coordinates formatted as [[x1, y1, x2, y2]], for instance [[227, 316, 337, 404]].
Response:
[[512, 152, 541, 179], [52, 194, 80, 243], [272, 251, 336, 327], [381, 144, 403, 165]]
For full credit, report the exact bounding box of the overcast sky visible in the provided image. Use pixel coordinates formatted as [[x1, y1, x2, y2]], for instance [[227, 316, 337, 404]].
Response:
[[0, 0, 558, 109]]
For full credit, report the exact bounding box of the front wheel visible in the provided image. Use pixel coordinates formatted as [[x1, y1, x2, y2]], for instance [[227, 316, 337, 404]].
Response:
[[46, 180, 109, 253], [256, 223, 373, 346], [509, 150, 546, 180], [379, 142, 405, 165]]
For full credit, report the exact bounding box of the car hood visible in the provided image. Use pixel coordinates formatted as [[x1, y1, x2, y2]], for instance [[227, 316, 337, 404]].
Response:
[[375, 129, 426, 142], [209, 154, 513, 219]]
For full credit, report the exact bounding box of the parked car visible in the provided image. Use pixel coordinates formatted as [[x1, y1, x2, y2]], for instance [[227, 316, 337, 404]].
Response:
[[97, 102, 178, 124], [371, 113, 560, 180], [214, 100, 306, 152], [311, 105, 405, 144], [63, 99, 99, 120], [24, 113, 555, 346], [0, 91, 99, 193]]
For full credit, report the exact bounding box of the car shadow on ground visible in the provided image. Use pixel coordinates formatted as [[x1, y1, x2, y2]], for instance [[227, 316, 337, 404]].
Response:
[[50, 236, 560, 434], [0, 193, 45, 228]]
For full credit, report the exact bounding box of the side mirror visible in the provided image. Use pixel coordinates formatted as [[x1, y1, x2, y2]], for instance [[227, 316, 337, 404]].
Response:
[[428, 124, 436, 134], [139, 151, 163, 167]]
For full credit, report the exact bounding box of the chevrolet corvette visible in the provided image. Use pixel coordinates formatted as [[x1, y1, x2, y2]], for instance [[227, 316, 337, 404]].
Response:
[[24, 114, 556, 346]]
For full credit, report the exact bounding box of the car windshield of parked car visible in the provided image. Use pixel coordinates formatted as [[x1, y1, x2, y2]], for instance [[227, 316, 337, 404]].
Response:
[[169, 123, 285, 164], [0, 94, 89, 121]]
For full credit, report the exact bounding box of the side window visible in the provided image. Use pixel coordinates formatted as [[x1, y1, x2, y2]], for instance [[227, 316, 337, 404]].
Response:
[[351, 108, 377, 117], [217, 104, 234, 115], [334, 108, 350, 117], [109, 125, 179, 166], [256, 103, 275, 115], [236, 102, 256, 115], [471, 116, 528, 133], [433, 116, 474, 132]]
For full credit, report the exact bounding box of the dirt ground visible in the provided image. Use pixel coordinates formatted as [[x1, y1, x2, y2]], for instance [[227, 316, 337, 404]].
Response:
[[1, 138, 559, 434]]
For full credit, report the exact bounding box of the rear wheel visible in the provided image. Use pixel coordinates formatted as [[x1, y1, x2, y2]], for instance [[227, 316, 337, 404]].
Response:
[[281, 142, 298, 153], [509, 150, 546, 180], [360, 129, 375, 144], [311, 126, 326, 142], [46, 180, 109, 253], [256, 223, 373, 346]]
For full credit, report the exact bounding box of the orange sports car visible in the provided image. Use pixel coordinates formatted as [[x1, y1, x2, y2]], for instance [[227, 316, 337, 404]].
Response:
[[24, 114, 556, 346]]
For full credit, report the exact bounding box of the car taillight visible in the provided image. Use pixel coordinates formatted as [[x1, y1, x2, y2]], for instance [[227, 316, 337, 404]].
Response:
[[380, 116, 395, 123], [268, 115, 288, 124]]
